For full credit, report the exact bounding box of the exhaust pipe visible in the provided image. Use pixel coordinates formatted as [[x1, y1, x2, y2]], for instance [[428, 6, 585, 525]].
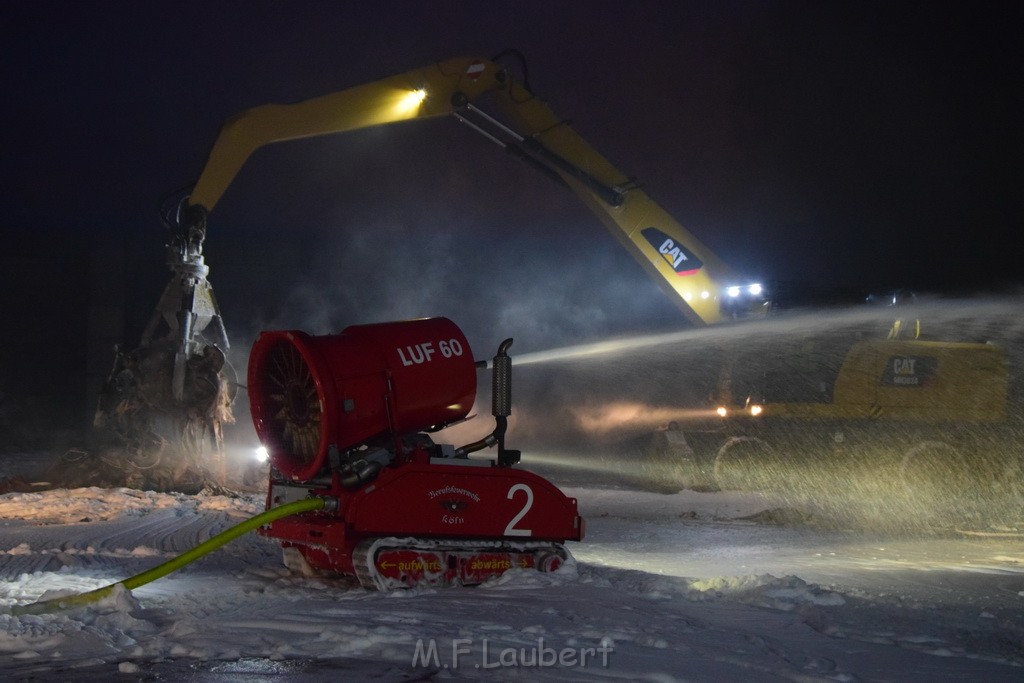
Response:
[[457, 338, 521, 466]]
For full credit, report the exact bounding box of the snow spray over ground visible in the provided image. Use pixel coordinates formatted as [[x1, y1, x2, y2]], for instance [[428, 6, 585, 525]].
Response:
[[0, 482, 1022, 681], [449, 295, 1024, 532]]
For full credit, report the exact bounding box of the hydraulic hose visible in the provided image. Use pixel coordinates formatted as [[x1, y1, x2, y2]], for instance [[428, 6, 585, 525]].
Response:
[[12, 496, 327, 616]]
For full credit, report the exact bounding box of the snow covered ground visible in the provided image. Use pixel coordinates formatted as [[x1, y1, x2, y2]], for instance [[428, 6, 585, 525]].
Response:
[[1, 461, 1023, 681]]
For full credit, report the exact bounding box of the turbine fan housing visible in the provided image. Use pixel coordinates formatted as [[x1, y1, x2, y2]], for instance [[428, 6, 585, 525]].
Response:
[[247, 317, 477, 481]]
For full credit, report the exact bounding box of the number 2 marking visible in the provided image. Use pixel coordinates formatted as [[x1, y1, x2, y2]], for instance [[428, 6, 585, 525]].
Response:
[[504, 483, 533, 536]]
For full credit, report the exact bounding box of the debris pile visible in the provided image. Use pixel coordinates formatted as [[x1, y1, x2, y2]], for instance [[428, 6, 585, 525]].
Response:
[[54, 341, 235, 494]]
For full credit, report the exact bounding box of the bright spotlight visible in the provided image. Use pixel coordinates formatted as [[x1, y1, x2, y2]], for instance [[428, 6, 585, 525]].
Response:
[[726, 286, 741, 298], [749, 404, 763, 416], [716, 406, 728, 417], [700, 290, 710, 299], [748, 283, 762, 296], [254, 445, 269, 463], [393, 88, 427, 116]]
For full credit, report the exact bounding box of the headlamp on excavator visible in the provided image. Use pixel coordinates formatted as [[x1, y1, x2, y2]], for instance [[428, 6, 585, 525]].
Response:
[[394, 88, 427, 116]]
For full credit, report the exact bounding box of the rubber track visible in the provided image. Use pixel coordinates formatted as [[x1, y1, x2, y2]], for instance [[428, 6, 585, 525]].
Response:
[[352, 537, 566, 591]]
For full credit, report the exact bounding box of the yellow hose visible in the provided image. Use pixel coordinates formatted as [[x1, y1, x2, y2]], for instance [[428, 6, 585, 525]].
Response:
[[12, 496, 326, 616]]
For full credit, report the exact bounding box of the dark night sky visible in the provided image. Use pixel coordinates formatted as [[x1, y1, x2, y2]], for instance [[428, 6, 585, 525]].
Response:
[[1, 0, 1022, 439]]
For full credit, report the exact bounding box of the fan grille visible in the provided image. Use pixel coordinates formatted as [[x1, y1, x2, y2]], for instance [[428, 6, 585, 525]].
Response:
[[261, 340, 322, 468]]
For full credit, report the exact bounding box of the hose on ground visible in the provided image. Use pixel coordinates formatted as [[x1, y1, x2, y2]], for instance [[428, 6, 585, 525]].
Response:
[[12, 496, 326, 616]]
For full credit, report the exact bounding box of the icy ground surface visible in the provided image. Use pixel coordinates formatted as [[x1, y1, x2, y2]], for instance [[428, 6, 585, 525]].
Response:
[[1, 469, 1023, 681]]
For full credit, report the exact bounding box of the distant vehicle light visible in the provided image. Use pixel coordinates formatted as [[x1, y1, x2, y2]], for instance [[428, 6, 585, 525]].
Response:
[[716, 406, 728, 417], [749, 404, 763, 416], [255, 446, 269, 463], [701, 290, 710, 300], [726, 286, 741, 298], [748, 283, 763, 296]]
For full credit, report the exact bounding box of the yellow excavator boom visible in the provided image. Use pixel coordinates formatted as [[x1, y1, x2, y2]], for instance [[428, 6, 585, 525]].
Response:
[[184, 56, 763, 327]]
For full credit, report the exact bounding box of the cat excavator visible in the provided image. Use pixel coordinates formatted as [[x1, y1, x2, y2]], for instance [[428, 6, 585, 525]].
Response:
[[88, 53, 1012, 542]]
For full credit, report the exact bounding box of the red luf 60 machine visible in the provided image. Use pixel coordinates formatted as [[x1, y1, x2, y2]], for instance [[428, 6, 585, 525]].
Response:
[[248, 317, 584, 589]]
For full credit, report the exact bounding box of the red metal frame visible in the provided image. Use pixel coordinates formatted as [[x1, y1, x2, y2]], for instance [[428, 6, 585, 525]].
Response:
[[258, 453, 584, 577]]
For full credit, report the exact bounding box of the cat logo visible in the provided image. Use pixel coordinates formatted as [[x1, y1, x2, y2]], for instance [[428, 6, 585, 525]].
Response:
[[641, 227, 703, 276], [881, 355, 937, 387]]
